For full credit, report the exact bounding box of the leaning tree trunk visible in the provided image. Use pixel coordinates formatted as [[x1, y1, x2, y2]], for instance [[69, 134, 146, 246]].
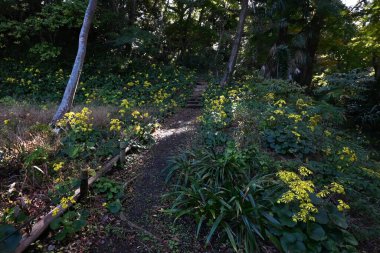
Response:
[[51, 0, 97, 125], [220, 0, 248, 86]]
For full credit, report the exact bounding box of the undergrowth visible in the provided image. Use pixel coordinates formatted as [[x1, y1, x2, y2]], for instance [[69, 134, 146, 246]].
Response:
[[165, 76, 380, 252]]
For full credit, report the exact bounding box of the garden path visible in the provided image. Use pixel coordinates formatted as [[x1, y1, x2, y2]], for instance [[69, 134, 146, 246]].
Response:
[[94, 83, 207, 252]]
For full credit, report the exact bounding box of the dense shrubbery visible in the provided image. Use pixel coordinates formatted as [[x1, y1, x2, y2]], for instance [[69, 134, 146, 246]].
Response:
[[165, 76, 380, 252], [314, 69, 380, 130]]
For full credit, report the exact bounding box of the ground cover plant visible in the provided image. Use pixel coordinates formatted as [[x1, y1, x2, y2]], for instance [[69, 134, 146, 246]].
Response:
[[0, 64, 195, 251], [165, 76, 380, 252], [1, 0, 379, 252]]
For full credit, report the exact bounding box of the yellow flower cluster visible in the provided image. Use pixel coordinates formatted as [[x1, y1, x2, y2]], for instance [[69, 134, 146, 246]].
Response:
[[153, 89, 170, 105], [134, 124, 142, 134], [338, 146, 358, 163], [53, 162, 64, 172], [61, 196, 76, 209], [324, 130, 332, 137], [84, 91, 97, 104], [337, 199, 350, 211], [110, 118, 122, 131], [277, 166, 349, 222], [264, 92, 275, 101], [274, 99, 287, 107], [308, 114, 322, 131], [144, 80, 152, 87], [296, 98, 311, 108], [57, 107, 93, 132], [288, 113, 302, 123], [52, 196, 76, 216], [119, 99, 131, 115], [207, 95, 229, 126], [277, 169, 317, 222]]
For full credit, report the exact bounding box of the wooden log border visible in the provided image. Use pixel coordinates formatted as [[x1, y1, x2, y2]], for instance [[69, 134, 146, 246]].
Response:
[[15, 146, 132, 253]]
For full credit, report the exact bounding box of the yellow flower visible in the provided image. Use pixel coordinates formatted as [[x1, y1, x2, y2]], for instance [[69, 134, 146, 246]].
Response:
[[274, 109, 284, 115], [298, 166, 313, 177], [274, 99, 286, 107], [110, 118, 122, 131], [308, 114, 322, 130], [120, 99, 130, 109], [53, 162, 64, 172], [143, 81, 151, 87], [291, 130, 301, 139], [296, 98, 310, 108], [337, 199, 350, 211], [134, 124, 141, 134], [264, 92, 275, 101], [52, 207, 60, 217], [288, 113, 302, 123], [3, 119, 10, 125], [57, 107, 93, 133], [338, 147, 357, 163], [132, 110, 140, 118], [329, 182, 345, 194]]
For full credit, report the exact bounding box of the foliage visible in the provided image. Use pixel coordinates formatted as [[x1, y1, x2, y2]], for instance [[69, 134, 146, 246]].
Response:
[[94, 178, 124, 214], [164, 77, 380, 252], [0, 224, 22, 253], [166, 137, 355, 252], [50, 209, 89, 241], [94, 178, 124, 201], [314, 69, 379, 129]]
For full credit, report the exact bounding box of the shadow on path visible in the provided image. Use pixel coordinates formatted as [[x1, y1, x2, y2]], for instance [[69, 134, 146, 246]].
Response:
[[94, 108, 202, 253]]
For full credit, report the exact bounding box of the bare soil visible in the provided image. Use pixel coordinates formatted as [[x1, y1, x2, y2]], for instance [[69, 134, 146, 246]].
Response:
[[93, 108, 205, 253]]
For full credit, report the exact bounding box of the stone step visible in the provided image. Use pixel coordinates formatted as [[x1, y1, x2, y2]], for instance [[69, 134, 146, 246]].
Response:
[[187, 80, 207, 108], [187, 104, 203, 108], [188, 98, 202, 102]]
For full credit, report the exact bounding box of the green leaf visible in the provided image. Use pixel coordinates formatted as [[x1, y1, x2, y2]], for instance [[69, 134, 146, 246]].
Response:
[[280, 233, 296, 252], [262, 212, 281, 226], [50, 218, 61, 230], [329, 211, 348, 229], [0, 224, 22, 253], [55, 230, 67, 241], [265, 229, 282, 251], [196, 216, 205, 238], [307, 223, 326, 241], [342, 230, 358, 246], [315, 210, 329, 224], [67, 145, 81, 158], [223, 223, 237, 252], [206, 214, 224, 244], [108, 200, 122, 214]]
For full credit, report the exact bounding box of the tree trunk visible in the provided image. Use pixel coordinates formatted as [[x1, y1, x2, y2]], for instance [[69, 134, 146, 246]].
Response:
[[51, 0, 97, 125], [263, 21, 289, 79], [373, 52, 380, 99], [299, 14, 323, 87], [220, 0, 248, 86], [128, 0, 136, 25]]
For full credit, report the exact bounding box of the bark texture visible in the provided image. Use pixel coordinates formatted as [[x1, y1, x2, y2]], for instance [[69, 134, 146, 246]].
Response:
[[51, 0, 97, 125], [220, 0, 248, 86], [298, 14, 323, 87]]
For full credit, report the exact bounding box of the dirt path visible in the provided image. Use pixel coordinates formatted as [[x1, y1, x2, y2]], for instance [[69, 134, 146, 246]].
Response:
[[94, 108, 203, 252]]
